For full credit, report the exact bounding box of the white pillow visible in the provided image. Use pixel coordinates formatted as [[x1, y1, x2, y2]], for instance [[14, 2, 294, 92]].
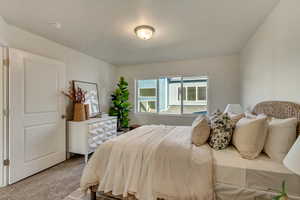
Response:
[[244, 111, 258, 119], [227, 112, 245, 124], [232, 115, 268, 159], [191, 115, 210, 146], [264, 118, 298, 162], [245, 111, 267, 119]]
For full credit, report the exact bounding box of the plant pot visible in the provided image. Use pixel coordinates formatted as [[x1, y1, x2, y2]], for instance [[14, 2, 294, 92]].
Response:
[[117, 118, 122, 131], [73, 103, 86, 121], [84, 104, 90, 120]]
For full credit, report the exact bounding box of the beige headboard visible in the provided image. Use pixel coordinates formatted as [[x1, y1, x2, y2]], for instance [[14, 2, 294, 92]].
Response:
[[252, 101, 300, 135]]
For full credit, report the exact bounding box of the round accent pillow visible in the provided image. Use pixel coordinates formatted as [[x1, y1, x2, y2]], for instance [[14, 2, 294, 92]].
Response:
[[191, 115, 210, 146]]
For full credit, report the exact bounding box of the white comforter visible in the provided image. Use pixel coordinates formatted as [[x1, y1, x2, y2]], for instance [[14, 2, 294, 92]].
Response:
[[80, 125, 214, 200]]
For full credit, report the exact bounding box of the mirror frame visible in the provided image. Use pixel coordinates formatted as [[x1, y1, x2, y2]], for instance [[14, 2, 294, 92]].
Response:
[[72, 80, 101, 118]]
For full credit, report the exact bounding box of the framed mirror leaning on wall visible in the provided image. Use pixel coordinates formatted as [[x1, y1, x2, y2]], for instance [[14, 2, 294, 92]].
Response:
[[73, 80, 101, 118]]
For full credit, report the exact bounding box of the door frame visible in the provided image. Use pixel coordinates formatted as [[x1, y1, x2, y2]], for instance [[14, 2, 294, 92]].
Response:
[[0, 45, 9, 187]]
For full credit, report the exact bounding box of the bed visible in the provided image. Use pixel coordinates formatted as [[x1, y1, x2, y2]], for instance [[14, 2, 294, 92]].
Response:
[[214, 146, 300, 200], [81, 101, 300, 200]]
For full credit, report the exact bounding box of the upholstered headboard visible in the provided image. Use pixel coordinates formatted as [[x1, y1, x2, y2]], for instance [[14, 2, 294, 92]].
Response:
[[252, 101, 300, 135]]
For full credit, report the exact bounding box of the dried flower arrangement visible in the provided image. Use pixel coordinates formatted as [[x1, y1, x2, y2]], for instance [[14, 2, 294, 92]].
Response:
[[62, 82, 88, 121], [62, 82, 87, 104]]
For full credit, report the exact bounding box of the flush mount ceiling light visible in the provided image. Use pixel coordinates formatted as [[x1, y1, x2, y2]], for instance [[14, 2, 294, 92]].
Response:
[[134, 25, 155, 40], [48, 22, 62, 29]]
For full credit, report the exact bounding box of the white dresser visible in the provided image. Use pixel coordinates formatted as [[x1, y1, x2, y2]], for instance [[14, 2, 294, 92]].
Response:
[[68, 116, 117, 163]]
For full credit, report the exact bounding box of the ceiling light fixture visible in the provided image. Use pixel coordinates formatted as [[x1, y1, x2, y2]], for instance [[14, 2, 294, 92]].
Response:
[[48, 22, 62, 29], [134, 25, 155, 40]]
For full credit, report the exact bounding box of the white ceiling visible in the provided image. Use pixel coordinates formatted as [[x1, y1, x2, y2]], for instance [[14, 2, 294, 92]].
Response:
[[0, 0, 279, 66]]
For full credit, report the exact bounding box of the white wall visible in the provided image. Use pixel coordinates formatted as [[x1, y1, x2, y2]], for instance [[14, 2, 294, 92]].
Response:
[[0, 16, 117, 186], [0, 17, 116, 115], [0, 18, 8, 45], [240, 0, 300, 109], [117, 55, 240, 125]]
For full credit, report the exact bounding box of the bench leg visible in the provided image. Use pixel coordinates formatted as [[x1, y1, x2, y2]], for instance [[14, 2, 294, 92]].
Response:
[[90, 190, 96, 200]]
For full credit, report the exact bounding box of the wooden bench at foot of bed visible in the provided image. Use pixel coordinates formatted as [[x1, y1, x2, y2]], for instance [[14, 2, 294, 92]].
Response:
[[90, 186, 164, 200], [90, 185, 136, 200]]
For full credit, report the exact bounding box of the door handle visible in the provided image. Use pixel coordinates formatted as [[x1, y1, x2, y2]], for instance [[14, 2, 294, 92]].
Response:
[[61, 115, 66, 119]]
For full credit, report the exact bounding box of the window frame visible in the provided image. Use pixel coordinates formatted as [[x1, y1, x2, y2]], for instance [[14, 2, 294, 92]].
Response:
[[138, 100, 157, 113], [197, 86, 207, 101], [139, 88, 157, 98], [135, 76, 209, 116], [135, 79, 158, 113], [187, 86, 196, 101]]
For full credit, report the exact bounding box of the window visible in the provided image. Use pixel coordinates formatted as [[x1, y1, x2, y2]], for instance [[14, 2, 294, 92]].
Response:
[[139, 101, 156, 113], [187, 87, 196, 101], [182, 77, 208, 114], [178, 87, 187, 101], [137, 80, 157, 113], [139, 88, 156, 97], [160, 77, 181, 114], [197, 87, 207, 101], [136, 76, 208, 115]]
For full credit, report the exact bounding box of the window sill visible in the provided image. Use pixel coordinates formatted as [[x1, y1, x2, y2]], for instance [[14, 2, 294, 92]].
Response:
[[134, 112, 202, 118]]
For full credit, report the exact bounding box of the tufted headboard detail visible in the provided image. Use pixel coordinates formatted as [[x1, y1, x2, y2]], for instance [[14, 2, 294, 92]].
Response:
[[252, 101, 300, 135]]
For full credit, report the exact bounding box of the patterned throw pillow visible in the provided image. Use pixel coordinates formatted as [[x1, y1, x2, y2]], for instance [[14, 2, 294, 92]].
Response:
[[208, 111, 235, 150]]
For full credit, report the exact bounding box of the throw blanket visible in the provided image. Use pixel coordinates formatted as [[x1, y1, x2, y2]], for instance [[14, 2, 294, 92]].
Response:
[[80, 125, 214, 200]]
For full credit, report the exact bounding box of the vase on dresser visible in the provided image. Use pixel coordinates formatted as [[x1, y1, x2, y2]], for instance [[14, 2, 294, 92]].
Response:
[[73, 103, 86, 121]]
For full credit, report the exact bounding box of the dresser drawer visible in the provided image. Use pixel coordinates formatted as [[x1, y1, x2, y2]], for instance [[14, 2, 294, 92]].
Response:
[[68, 116, 118, 163]]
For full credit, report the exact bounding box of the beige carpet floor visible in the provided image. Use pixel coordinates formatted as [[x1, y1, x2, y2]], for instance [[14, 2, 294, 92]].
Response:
[[64, 188, 89, 200], [0, 155, 85, 200]]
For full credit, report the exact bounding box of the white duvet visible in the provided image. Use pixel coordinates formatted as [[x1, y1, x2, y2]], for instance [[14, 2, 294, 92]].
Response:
[[80, 125, 214, 200]]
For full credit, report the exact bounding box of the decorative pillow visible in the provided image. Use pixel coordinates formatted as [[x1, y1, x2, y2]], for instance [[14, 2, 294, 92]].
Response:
[[244, 111, 258, 119], [228, 113, 245, 125], [245, 112, 271, 121], [264, 118, 298, 162], [209, 109, 222, 120], [208, 112, 235, 150], [232, 115, 268, 159], [191, 115, 210, 146]]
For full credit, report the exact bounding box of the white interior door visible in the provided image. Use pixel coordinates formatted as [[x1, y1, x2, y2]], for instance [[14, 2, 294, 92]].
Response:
[[9, 48, 66, 184]]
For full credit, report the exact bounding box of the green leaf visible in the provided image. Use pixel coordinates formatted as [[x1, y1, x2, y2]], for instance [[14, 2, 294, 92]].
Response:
[[282, 180, 286, 194], [109, 77, 131, 128], [272, 195, 281, 200]]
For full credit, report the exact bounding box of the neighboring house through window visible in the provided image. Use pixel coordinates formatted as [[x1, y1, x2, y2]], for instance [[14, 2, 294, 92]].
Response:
[[137, 79, 157, 113], [136, 76, 208, 115]]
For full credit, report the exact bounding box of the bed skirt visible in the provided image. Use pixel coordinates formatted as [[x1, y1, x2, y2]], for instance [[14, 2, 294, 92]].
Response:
[[90, 184, 300, 200], [215, 183, 300, 200]]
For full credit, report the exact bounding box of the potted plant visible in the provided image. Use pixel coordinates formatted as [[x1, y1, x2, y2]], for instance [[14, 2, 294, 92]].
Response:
[[273, 181, 288, 200], [109, 77, 131, 131]]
